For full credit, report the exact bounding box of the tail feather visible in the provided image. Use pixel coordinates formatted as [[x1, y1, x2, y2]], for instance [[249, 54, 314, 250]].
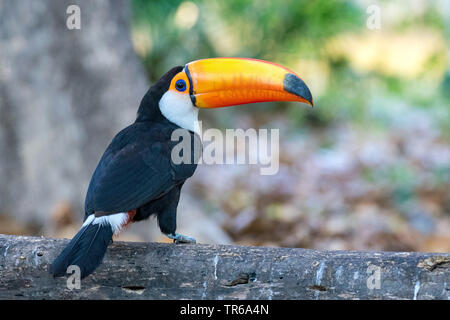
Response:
[[50, 217, 113, 279]]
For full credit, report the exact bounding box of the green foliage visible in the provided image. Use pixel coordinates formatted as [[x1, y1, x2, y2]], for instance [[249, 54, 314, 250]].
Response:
[[132, 0, 361, 77]]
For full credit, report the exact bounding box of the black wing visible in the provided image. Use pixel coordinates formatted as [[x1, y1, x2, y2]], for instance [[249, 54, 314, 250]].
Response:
[[84, 122, 198, 215]]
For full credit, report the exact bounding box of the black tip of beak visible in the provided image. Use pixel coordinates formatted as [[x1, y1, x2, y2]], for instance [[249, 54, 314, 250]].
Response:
[[283, 73, 313, 107]]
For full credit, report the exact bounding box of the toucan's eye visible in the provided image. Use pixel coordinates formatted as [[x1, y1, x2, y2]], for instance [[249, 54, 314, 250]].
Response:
[[175, 79, 186, 92]]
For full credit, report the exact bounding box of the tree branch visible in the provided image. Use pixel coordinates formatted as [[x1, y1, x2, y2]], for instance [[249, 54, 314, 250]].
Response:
[[0, 234, 448, 299]]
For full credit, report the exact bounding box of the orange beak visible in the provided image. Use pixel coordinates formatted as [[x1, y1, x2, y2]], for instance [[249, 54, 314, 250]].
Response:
[[185, 58, 313, 109]]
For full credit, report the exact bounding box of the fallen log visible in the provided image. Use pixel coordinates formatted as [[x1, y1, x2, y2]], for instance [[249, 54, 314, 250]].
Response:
[[0, 234, 448, 299]]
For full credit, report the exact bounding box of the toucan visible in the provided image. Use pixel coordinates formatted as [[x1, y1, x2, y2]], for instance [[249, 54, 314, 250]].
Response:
[[50, 58, 313, 279]]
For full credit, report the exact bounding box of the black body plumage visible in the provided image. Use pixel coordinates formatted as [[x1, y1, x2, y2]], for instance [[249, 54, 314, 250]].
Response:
[[49, 219, 113, 278], [50, 67, 200, 279]]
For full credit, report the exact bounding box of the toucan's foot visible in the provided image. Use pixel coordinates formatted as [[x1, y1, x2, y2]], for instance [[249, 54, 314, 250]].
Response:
[[166, 233, 196, 244]]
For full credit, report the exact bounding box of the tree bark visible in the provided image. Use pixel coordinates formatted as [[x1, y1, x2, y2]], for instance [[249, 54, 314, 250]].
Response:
[[0, 0, 148, 226], [0, 234, 448, 300]]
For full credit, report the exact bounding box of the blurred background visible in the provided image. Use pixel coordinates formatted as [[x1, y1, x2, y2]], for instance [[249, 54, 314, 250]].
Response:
[[0, 0, 449, 252]]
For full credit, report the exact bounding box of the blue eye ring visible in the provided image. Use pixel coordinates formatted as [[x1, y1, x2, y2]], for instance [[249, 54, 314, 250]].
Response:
[[175, 79, 187, 92]]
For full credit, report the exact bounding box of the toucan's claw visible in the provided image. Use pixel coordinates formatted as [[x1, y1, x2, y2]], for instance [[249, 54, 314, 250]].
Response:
[[166, 233, 196, 244]]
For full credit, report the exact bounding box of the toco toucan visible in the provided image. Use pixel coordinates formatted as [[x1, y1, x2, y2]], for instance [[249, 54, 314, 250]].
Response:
[[50, 58, 313, 279]]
